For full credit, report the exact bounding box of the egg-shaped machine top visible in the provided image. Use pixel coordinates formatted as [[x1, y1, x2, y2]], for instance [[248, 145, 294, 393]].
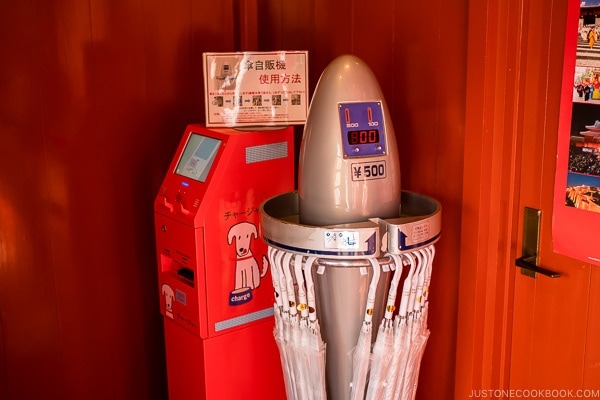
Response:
[[298, 54, 401, 226]]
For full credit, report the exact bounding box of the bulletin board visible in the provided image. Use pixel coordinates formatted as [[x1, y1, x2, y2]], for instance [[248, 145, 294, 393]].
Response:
[[553, 0, 600, 265]]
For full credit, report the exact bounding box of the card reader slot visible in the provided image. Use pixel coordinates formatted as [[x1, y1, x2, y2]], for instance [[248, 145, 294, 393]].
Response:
[[176, 267, 195, 281], [160, 253, 195, 286]]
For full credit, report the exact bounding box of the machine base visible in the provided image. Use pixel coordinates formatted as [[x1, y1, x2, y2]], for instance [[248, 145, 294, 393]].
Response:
[[164, 317, 285, 400]]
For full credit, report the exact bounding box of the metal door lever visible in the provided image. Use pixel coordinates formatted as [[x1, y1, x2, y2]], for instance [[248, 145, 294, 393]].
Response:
[[517, 207, 560, 279], [515, 256, 560, 278]]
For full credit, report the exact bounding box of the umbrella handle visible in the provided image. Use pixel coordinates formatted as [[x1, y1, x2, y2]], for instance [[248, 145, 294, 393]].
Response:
[[384, 253, 404, 319], [406, 250, 423, 315], [364, 258, 381, 324], [293, 255, 309, 318], [303, 256, 318, 322], [414, 249, 428, 313], [284, 252, 298, 317], [423, 245, 435, 302], [398, 252, 416, 318], [279, 251, 292, 313], [268, 247, 283, 308]]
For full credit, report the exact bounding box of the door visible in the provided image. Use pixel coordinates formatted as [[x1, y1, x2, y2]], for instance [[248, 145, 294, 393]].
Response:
[[455, 0, 600, 398], [509, 0, 600, 394]]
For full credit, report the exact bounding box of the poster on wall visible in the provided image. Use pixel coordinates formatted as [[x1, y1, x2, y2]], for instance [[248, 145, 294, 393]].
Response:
[[203, 51, 309, 127], [553, 0, 600, 265]]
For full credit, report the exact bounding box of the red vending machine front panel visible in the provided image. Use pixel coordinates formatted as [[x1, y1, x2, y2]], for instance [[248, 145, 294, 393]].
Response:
[[155, 124, 293, 399]]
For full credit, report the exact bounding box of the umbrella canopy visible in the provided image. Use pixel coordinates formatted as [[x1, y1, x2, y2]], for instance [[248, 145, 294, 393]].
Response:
[[290, 255, 314, 399], [301, 256, 327, 400], [283, 253, 309, 400], [383, 252, 416, 400], [385, 246, 436, 400], [269, 249, 327, 400], [394, 249, 428, 400], [270, 243, 436, 400], [349, 257, 381, 400], [269, 248, 296, 399], [401, 247, 434, 400]]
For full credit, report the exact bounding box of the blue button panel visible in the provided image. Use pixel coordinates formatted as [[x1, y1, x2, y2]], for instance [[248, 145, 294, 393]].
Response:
[[338, 101, 387, 158]]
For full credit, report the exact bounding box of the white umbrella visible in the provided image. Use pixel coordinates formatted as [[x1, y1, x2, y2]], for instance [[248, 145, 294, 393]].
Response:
[[403, 320, 430, 400], [402, 247, 435, 400], [349, 257, 381, 400], [365, 253, 404, 399], [290, 255, 328, 400], [270, 250, 329, 400], [303, 256, 327, 399], [396, 249, 425, 400], [394, 249, 427, 400], [292, 255, 311, 399], [393, 247, 433, 400], [383, 252, 416, 400], [269, 247, 295, 399], [275, 251, 298, 399], [282, 252, 311, 400]]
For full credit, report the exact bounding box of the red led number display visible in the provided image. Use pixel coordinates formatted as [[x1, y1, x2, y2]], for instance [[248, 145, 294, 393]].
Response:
[[347, 129, 379, 145]]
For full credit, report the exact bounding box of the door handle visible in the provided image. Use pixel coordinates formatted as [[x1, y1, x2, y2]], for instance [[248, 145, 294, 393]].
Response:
[[515, 256, 560, 278], [517, 207, 560, 279]]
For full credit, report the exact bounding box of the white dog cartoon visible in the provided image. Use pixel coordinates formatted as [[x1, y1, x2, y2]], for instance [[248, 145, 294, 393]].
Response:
[[161, 283, 174, 318], [227, 221, 268, 290]]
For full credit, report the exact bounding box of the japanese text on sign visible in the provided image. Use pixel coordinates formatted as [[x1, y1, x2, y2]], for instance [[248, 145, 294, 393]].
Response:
[[203, 51, 309, 127]]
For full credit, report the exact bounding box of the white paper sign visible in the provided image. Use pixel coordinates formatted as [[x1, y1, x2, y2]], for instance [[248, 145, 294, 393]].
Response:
[[203, 51, 309, 127]]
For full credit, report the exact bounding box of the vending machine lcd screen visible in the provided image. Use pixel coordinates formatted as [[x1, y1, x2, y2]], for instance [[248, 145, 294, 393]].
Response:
[[175, 134, 222, 182]]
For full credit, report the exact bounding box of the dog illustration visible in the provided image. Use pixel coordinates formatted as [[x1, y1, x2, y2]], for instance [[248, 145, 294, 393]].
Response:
[[161, 283, 174, 318], [227, 221, 268, 290]]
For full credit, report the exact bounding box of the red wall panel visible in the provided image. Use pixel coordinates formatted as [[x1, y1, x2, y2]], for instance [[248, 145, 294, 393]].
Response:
[[0, 1, 235, 399], [0, 1, 65, 398]]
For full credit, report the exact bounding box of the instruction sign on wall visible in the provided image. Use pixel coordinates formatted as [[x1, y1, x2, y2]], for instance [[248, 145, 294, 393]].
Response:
[[203, 51, 309, 127]]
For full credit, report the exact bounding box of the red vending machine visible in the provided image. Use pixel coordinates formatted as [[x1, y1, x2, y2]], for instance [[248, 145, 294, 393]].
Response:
[[154, 124, 293, 399]]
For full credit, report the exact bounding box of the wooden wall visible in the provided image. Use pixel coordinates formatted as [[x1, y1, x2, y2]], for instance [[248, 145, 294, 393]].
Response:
[[0, 1, 236, 398], [256, 1, 468, 397], [0, 0, 468, 399]]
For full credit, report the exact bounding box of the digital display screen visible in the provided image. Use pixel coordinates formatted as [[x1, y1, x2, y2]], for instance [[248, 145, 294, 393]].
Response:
[[175, 133, 222, 182], [347, 129, 380, 145]]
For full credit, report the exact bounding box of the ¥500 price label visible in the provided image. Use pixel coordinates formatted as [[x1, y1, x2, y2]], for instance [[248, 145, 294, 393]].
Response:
[[351, 160, 386, 181]]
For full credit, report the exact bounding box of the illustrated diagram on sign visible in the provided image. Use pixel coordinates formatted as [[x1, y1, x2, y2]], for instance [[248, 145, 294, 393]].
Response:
[[161, 283, 174, 318], [213, 61, 237, 90], [227, 221, 269, 306]]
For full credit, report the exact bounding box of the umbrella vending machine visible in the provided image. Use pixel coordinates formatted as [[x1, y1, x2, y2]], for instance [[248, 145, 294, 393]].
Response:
[[154, 124, 294, 399], [260, 55, 442, 400]]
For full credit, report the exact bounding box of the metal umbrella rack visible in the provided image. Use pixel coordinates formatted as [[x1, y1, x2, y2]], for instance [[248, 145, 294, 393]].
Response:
[[260, 191, 441, 400]]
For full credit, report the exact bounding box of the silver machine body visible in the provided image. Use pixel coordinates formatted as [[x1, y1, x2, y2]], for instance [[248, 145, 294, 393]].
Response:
[[298, 54, 401, 226], [298, 54, 401, 399]]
